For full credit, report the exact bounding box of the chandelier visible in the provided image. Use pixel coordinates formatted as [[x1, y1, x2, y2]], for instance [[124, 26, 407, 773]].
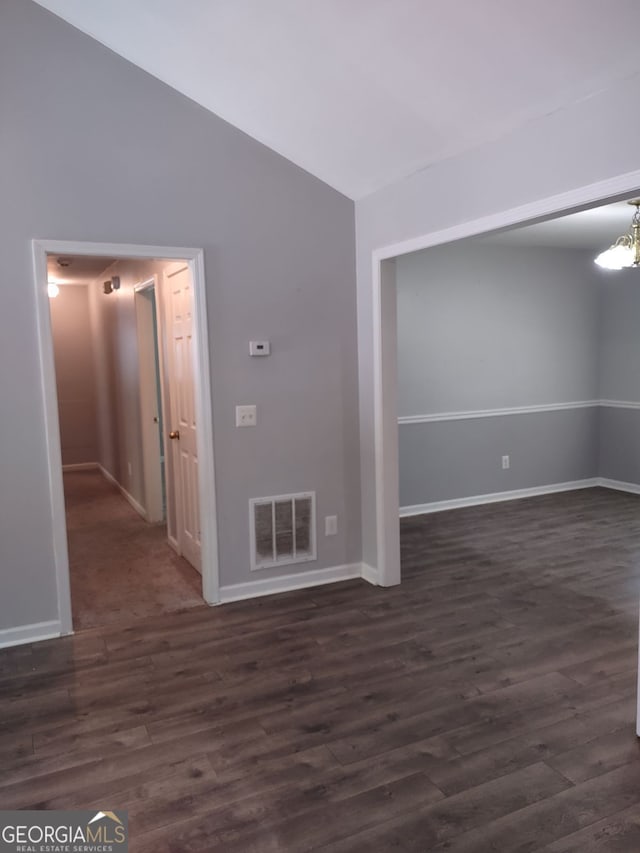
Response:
[[595, 200, 640, 270]]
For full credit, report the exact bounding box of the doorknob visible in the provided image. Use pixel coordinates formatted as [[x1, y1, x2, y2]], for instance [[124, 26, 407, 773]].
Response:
[[169, 430, 180, 440]]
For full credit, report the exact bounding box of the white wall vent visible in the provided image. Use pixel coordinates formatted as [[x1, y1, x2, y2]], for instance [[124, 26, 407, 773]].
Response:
[[250, 492, 316, 571]]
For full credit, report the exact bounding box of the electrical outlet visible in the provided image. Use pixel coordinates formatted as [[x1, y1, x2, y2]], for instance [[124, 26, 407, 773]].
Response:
[[502, 455, 510, 470], [325, 515, 338, 536], [236, 405, 257, 427], [249, 341, 270, 356]]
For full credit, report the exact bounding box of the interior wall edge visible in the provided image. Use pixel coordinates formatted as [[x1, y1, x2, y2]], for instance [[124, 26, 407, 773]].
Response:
[[598, 478, 640, 497]]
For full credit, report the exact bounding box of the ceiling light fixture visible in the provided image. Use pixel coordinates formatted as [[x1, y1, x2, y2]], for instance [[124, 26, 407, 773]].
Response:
[[47, 282, 60, 298], [595, 200, 640, 270]]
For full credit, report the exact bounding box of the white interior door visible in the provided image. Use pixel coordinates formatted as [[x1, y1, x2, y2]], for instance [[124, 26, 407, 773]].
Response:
[[164, 263, 201, 572]]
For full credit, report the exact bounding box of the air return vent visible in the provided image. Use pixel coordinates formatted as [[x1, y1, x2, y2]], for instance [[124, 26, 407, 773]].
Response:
[[250, 492, 316, 571]]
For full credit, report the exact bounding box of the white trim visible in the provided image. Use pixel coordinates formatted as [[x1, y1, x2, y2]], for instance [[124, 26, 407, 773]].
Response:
[[190, 249, 219, 605], [598, 478, 640, 496], [361, 563, 380, 585], [155, 269, 180, 546], [32, 239, 221, 638], [99, 465, 147, 520], [62, 462, 99, 472], [398, 477, 640, 518], [0, 620, 63, 649], [219, 563, 363, 603], [32, 245, 74, 636], [134, 277, 164, 524], [600, 400, 640, 411], [371, 168, 640, 591], [399, 401, 599, 425], [400, 479, 600, 517], [373, 170, 640, 263], [372, 255, 385, 584]]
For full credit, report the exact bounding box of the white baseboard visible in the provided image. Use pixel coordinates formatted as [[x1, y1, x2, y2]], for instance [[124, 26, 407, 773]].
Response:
[[99, 465, 147, 520], [62, 462, 99, 472], [219, 562, 364, 604], [598, 477, 640, 496], [400, 478, 600, 517], [0, 620, 63, 649]]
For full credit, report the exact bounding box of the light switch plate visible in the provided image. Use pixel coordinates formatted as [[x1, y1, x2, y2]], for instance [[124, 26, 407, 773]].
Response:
[[236, 405, 257, 427]]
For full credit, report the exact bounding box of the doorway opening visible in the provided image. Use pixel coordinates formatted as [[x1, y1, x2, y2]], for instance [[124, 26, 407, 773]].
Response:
[[369, 175, 640, 738], [371, 174, 640, 589], [33, 240, 219, 634]]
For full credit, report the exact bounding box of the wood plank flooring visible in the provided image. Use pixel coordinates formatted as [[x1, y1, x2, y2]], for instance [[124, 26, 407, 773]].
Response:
[[1, 486, 640, 851]]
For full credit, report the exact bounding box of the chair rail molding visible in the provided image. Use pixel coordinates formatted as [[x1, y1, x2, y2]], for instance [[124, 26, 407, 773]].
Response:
[[398, 399, 640, 425]]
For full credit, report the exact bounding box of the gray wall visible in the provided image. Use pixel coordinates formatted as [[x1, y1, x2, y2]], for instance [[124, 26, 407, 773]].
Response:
[[50, 285, 99, 466], [356, 62, 640, 568], [598, 270, 640, 401], [0, 0, 359, 633], [598, 270, 640, 483], [396, 243, 602, 505], [400, 409, 599, 506], [598, 407, 640, 485], [396, 243, 640, 507], [397, 244, 601, 415]]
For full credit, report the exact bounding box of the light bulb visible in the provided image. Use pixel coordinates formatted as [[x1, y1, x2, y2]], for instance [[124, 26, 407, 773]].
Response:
[[47, 282, 60, 298], [594, 244, 634, 270]]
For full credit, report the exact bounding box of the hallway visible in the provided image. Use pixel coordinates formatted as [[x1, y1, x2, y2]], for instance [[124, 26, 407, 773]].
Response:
[[64, 469, 204, 630]]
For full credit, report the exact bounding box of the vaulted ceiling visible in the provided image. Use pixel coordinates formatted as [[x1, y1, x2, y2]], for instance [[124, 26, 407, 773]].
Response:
[[34, 0, 640, 200]]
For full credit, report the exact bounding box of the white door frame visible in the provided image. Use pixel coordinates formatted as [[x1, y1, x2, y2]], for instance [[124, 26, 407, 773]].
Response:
[[32, 239, 220, 635], [369, 168, 640, 735], [134, 277, 165, 524]]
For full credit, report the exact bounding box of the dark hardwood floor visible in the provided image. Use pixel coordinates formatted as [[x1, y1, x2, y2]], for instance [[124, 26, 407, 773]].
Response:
[[2, 487, 640, 851]]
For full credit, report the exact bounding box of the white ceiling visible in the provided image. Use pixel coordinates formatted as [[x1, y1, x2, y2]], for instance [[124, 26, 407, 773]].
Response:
[[47, 254, 117, 284], [33, 0, 640, 199], [479, 200, 640, 251]]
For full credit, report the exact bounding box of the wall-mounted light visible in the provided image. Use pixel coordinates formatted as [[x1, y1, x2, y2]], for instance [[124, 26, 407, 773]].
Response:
[[103, 275, 121, 295], [47, 282, 60, 298]]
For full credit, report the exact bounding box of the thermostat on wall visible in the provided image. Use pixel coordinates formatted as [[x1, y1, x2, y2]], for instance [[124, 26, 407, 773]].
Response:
[[249, 341, 270, 356]]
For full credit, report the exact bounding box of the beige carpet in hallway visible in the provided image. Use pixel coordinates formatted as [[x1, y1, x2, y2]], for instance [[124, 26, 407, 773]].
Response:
[[64, 469, 204, 630]]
